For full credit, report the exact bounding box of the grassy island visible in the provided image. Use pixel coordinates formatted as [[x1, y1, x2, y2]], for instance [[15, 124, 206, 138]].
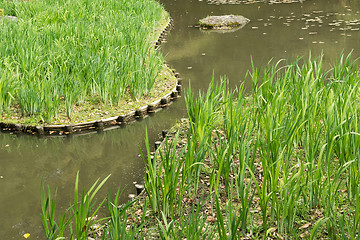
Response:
[[41, 54, 360, 239], [0, 0, 176, 125]]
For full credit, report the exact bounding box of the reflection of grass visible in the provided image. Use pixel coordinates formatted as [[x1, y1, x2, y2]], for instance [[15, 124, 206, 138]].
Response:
[[0, 0, 171, 123], [41, 53, 360, 239]]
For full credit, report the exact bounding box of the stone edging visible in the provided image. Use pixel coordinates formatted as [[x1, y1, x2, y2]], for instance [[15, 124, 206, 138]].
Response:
[[0, 17, 183, 136]]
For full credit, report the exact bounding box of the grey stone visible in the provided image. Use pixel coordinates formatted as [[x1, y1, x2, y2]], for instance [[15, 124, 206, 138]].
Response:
[[199, 15, 250, 30], [0, 16, 18, 22]]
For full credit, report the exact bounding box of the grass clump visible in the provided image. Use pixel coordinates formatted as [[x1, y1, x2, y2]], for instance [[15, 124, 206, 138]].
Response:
[[139, 52, 360, 239], [0, 0, 170, 124], [40, 53, 360, 239], [41, 172, 110, 240]]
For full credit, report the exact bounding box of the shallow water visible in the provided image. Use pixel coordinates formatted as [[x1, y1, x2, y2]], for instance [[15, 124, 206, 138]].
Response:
[[1, 0, 360, 238], [161, 0, 360, 90], [0, 104, 186, 239]]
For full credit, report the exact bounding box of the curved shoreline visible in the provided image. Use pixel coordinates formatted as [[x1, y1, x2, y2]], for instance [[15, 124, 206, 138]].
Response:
[[0, 17, 183, 136]]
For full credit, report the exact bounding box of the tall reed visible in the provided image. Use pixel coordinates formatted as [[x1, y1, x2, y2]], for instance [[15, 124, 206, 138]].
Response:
[[40, 172, 110, 240], [41, 53, 360, 239], [105, 188, 144, 240], [0, 0, 165, 121]]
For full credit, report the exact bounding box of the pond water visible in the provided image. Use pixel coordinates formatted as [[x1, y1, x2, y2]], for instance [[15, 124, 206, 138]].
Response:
[[0, 0, 359, 238]]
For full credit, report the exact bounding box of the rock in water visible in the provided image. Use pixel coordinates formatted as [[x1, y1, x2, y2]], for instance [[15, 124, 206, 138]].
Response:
[[199, 15, 250, 30], [0, 16, 18, 22]]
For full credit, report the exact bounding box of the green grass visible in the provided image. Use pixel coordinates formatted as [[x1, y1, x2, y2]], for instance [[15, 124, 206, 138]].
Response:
[[139, 52, 360, 239], [40, 53, 360, 239], [41, 172, 110, 240], [0, 0, 170, 123]]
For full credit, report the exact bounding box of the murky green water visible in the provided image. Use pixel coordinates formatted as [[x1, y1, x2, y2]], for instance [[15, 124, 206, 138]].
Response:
[[161, 0, 360, 90], [1, 0, 360, 238], [0, 104, 186, 239]]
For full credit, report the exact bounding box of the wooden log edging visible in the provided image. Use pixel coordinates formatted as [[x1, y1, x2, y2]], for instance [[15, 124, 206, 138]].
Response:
[[128, 127, 172, 200], [0, 17, 182, 137], [154, 17, 173, 50]]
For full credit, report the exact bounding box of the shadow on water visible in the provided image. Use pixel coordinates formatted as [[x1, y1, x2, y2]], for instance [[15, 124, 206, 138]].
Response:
[[1, 0, 360, 238]]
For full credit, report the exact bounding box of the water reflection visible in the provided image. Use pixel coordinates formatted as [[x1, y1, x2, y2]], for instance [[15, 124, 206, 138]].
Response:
[[0, 99, 186, 239], [161, 0, 360, 92]]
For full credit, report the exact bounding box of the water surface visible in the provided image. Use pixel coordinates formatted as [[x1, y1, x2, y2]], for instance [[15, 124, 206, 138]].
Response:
[[161, 0, 360, 90]]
